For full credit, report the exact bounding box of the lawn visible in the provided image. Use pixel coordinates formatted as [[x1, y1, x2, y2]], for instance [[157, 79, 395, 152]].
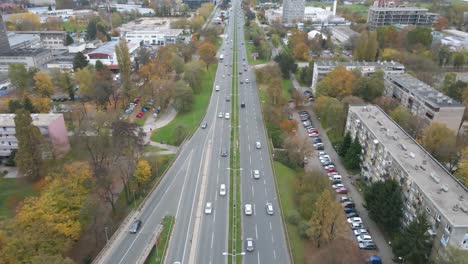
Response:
[[134, 113, 149, 126], [150, 64, 217, 146], [245, 42, 269, 65], [337, 4, 369, 18], [273, 161, 305, 264], [0, 178, 36, 220], [144, 145, 166, 152], [145, 216, 175, 264], [282, 79, 293, 101]]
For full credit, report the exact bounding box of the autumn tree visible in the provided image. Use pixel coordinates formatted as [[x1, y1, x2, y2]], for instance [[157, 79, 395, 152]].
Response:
[[390, 106, 426, 138], [75, 67, 95, 101], [57, 72, 75, 100], [312, 96, 346, 140], [316, 66, 356, 99], [283, 134, 314, 168], [392, 214, 432, 264], [352, 71, 384, 102], [135, 159, 152, 188], [73, 52, 88, 70], [433, 16, 449, 31], [115, 39, 132, 102], [8, 13, 41, 31], [307, 189, 344, 248], [419, 122, 457, 163], [198, 41, 217, 69], [173, 80, 194, 112], [8, 64, 29, 93], [14, 109, 45, 182], [456, 147, 468, 187], [430, 245, 468, 264], [183, 60, 205, 93], [353, 30, 377, 61], [271, 34, 281, 48], [406, 27, 432, 50], [33, 71, 54, 97]]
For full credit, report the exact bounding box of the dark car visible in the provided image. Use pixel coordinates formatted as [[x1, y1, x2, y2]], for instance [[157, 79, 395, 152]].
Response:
[[344, 207, 356, 214], [221, 150, 228, 157], [241, 102, 245, 108], [313, 138, 322, 144], [240, 80, 243, 84], [316, 145, 324, 150], [346, 212, 359, 218], [129, 220, 142, 234], [343, 202, 355, 209], [141, 106, 150, 112], [201, 122, 208, 129]]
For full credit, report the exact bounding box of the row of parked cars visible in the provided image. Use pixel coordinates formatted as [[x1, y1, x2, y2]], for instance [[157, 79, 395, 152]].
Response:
[[317, 151, 377, 251], [298, 110, 324, 150]]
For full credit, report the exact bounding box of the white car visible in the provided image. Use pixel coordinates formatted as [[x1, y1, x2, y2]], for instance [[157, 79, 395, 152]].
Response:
[[253, 170, 260, 179], [205, 202, 212, 214], [219, 184, 226, 196], [218, 112, 223, 118], [357, 234, 373, 243], [347, 217, 363, 224], [244, 204, 253, 215], [255, 142, 261, 149], [245, 79, 249, 83], [266, 203, 274, 215], [353, 229, 369, 237], [332, 183, 344, 189], [324, 165, 335, 170], [222, 74, 225, 78], [318, 151, 326, 157], [215, 85, 220, 91], [225, 113, 230, 119]]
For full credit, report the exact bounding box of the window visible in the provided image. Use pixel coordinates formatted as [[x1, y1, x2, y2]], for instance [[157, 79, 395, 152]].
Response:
[[436, 213, 441, 222], [445, 224, 452, 233], [425, 111, 434, 119], [425, 207, 431, 214]]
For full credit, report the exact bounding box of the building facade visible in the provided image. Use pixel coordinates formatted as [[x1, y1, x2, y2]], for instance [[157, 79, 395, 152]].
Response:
[[0, 15, 11, 53], [86, 40, 139, 67], [346, 105, 468, 257], [0, 113, 70, 158], [7, 32, 41, 49], [118, 18, 185, 46], [311, 60, 405, 91], [0, 48, 53, 72], [384, 73, 465, 132], [367, 4, 438, 30], [282, 0, 305, 24]]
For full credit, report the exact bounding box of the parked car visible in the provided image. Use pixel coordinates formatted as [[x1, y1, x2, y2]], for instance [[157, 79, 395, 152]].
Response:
[[344, 207, 356, 214], [347, 217, 363, 224], [340, 196, 352, 203], [136, 112, 144, 118], [357, 235, 373, 243], [343, 202, 355, 208], [359, 241, 377, 250], [332, 183, 344, 189], [353, 229, 369, 237], [327, 168, 337, 173], [346, 212, 359, 218], [336, 187, 348, 194], [351, 223, 365, 230]]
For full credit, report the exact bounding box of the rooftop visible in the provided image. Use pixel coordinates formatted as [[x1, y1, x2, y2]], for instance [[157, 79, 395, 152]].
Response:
[[7, 32, 40, 47], [349, 105, 468, 226], [0, 48, 50, 56], [369, 6, 429, 11], [0, 113, 63, 127], [332, 26, 360, 37], [443, 29, 468, 39], [316, 60, 405, 68], [386, 73, 463, 108], [118, 17, 181, 31], [87, 40, 139, 56]]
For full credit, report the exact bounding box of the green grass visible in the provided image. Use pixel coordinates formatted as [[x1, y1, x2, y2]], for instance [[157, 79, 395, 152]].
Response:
[[0, 178, 36, 220], [134, 113, 149, 126], [245, 42, 268, 65], [144, 145, 166, 152], [337, 4, 369, 17], [150, 64, 217, 146], [273, 161, 305, 264], [282, 79, 293, 101], [63, 21, 86, 32], [145, 216, 175, 264]]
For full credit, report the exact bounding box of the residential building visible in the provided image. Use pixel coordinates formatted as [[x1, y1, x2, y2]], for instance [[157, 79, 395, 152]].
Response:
[[0, 113, 70, 158], [346, 104, 468, 257], [86, 40, 139, 68], [367, 2, 438, 30], [311, 60, 405, 91], [118, 18, 184, 46], [384, 73, 465, 132], [282, 0, 305, 24]]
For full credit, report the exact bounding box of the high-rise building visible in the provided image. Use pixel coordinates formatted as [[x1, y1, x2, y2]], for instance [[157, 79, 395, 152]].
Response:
[[367, 1, 438, 30], [282, 0, 305, 24], [0, 15, 11, 53]]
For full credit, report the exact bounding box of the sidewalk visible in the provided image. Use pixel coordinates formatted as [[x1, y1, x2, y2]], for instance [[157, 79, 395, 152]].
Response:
[[290, 78, 395, 264], [142, 106, 177, 144]]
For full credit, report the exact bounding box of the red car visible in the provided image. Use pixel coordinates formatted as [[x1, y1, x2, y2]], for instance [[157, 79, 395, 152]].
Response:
[[327, 168, 337, 173], [136, 112, 144, 118], [336, 187, 348, 194], [133, 97, 141, 104]]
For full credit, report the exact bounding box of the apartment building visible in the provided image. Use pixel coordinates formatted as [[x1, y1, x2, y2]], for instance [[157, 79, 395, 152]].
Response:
[[367, 3, 438, 30], [384, 73, 465, 132], [346, 105, 468, 256], [311, 60, 405, 91], [0, 113, 70, 158], [282, 0, 305, 24]]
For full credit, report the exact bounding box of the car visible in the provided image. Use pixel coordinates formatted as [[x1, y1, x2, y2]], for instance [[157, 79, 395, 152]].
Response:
[[324, 165, 335, 170], [309, 132, 320, 137], [346, 212, 359, 218], [315, 144, 324, 150], [245, 238, 255, 252], [266, 203, 274, 215], [344, 207, 356, 214], [136, 112, 144, 118], [222, 74, 225, 78], [244, 68, 247, 72], [332, 183, 344, 189], [357, 235, 373, 243], [253, 169, 260, 179], [353, 229, 369, 237], [215, 85, 220, 91], [244, 204, 253, 215], [327, 167, 337, 173], [340, 196, 352, 203], [239, 72, 242, 75], [129, 220, 142, 234], [218, 112, 223, 118], [125, 109, 133, 115], [358, 241, 377, 250], [313, 138, 322, 144], [318, 151, 326, 157], [347, 217, 363, 224], [225, 113, 230, 119], [205, 202, 213, 214], [221, 150, 228, 157], [133, 97, 141, 104], [255, 142, 261, 149], [219, 184, 226, 196], [336, 187, 348, 194], [240, 80, 243, 84], [245, 79, 249, 83], [241, 102, 245, 108], [303, 120, 312, 127], [201, 122, 208, 129], [141, 106, 150, 112], [343, 202, 355, 209]]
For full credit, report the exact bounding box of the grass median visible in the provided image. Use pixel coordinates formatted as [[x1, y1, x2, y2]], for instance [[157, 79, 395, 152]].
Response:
[[145, 216, 175, 264], [150, 64, 217, 146]]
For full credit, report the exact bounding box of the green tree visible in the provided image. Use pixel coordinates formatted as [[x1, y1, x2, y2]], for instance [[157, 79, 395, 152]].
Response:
[[339, 132, 352, 157], [8, 100, 22, 113], [430, 245, 468, 264], [173, 80, 194, 112], [271, 34, 281, 48], [86, 19, 97, 40], [344, 137, 361, 170], [8, 64, 29, 93], [65, 34, 74, 45], [352, 71, 384, 102], [453, 52, 465, 69], [115, 39, 132, 102], [183, 60, 205, 93], [23, 96, 37, 113], [442, 73, 467, 102], [419, 122, 457, 163], [406, 27, 432, 50], [73, 52, 88, 70], [58, 72, 75, 100], [14, 109, 45, 182], [364, 180, 403, 232], [392, 214, 432, 264], [353, 30, 377, 61], [273, 52, 297, 79]]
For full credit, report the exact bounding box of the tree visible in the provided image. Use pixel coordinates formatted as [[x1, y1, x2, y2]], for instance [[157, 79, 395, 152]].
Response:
[[33, 71, 54, 97], [14, 109, 45, 182], [135, 160, 152, 188], [8, 64, 29, 93], [87, 19, 97, 40], [58, 72, 75, 100], [292, 42, 309, 61], [8, 100, 22, 113], [8, 13, 41, 31], [73, 52, 88, 70], [419, 123, 457, 163], [283, 134, 314, 168], [344, 137, 361, 170], [406, 27, 432, 50], [258, 40, 272, 60], [173, 80, 194, 112], [453, 52, 465, 69], [364, 180, 403, 232], [134, 48, 152, 71], [65, 34, 74, 45], [183, 60, 205, 93], [433, 16, 449, 31], [307, 189, 343, 247], [456, 147, 468, 187], [75, 67, 95, 100], [198, 41, 217, 69], [352, 71, 384, 102], [339, 132, 352, 157], [115, 39, 132, 102], [430, 245, 468, 264], [271, 34, 281, 48], [316, 66, 356, 99], [392, 214, 432, 264], [274, 52, 297, 79], [23, 96, 37, 113], [353, 31, 377, 61], [390, 106, 426, 138], [442, 73, 467, 102]]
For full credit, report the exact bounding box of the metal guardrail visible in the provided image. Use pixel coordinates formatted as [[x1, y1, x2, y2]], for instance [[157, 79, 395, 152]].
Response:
[[136, 224, 163, 264]]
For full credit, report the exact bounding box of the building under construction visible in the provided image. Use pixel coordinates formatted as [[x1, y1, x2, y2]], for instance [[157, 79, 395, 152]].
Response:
[[367, 0, 438, 30]]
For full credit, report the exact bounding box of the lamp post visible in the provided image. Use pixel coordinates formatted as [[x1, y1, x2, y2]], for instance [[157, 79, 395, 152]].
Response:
[[104, 226, 109, 242]]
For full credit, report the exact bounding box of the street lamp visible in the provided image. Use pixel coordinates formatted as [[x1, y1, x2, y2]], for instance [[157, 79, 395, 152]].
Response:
[[104, 227, 109, 242], [222, 252, 246, 256]]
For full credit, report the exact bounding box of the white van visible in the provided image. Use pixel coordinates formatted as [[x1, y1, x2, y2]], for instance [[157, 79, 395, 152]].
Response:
[[333, 175, 342, 181]]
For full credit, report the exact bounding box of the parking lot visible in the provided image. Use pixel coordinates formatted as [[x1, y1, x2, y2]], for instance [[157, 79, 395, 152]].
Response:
[[292, 106, 394, 263]]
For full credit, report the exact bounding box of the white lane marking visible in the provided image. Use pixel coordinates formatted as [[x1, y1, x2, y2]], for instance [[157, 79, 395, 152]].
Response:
[[251, 185, 254, 197], [273, 250, 277, 259], [265, 187, 267, 196], [257, 252, 261, 264], [249, 156, 252, 165], [210, 232, 214, 249], [263, 179, 266, 185], [269, 222, 272, 230], [255, 224, 258, 239], [253, 204, 256, 216], [271, 234, 275, 243], [119, 150, 194, 264]]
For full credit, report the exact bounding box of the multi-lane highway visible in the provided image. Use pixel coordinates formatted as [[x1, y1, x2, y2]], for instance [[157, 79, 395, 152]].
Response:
[[97, 1, 290, 263]]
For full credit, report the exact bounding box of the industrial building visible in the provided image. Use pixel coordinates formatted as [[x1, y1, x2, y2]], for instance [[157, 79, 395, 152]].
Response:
[[12, 31, 67, 49], [86, 40, 139, 68], [282, 0, 305, 24], [346, 105, 468, 257], [118, 18, 184, 46], [384, 73, 465, 133], [331, 26, 360, 46]]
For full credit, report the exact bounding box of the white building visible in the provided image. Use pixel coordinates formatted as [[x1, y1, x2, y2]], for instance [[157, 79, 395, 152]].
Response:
[[118, 18, 185, 46], [441, 29, 468, 51], [282, 0, 305, 24], [86, 40, 139, 67], [346, 105, 468, 257], [106, 4, 155, 15]]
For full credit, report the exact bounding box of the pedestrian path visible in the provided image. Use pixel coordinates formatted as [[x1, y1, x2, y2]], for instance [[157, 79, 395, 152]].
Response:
[[141, 106, 179, 154]]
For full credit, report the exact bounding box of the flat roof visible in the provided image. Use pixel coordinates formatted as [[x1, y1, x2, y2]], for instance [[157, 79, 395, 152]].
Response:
[[332, 26, 360, 37], [443, 29, 468, 38], [0, 48, 50, 56], [7, 32, 40, 47], [349, 105, 468, 226], [0, 113, 63, 127], [386, 73, 463, 107], [316, 60, 405, 68], [87, 40, 139, 56], [118, 17, 181, 30], [369, 6, 429, 11]]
